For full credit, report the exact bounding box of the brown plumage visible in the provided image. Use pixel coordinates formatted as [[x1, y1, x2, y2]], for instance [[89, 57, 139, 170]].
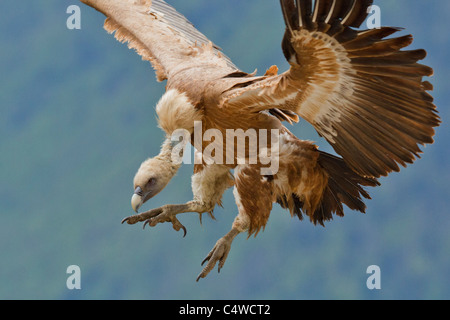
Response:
[[81, 0, 439, 280]]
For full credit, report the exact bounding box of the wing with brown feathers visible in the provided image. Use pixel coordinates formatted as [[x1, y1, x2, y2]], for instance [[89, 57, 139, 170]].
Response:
[[81, 0, 238, 82], [222, 0, 440, 178]]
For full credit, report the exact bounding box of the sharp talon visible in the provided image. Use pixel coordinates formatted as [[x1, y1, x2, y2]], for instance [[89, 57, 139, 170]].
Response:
[[174, 222, 187, 237], [122, 205, 191, 239], [122, 216, 138, 225], [196, 269, 208, 282]]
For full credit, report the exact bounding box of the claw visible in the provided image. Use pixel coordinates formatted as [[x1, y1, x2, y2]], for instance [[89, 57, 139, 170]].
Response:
[[121, 215, 139, 225], [200, 257, 208, 267], [196, 228, 240, 281], [122, 204, 189, 237], [180, 224, 187, 238], [170, 217, 187, 237], [141, 215, 187, 237], [121, 207, 163, 226], [196, 238, 231, 281]]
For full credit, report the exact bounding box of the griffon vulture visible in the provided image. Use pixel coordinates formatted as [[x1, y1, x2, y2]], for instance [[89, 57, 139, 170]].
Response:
[[80, 0, 439, 281]]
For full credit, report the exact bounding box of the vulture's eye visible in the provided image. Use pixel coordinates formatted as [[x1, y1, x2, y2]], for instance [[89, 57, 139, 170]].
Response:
[[146, 178, 156, 188]]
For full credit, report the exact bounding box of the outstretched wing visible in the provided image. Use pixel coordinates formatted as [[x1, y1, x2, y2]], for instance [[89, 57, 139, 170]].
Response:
[[81, 0, 238, 82], [222, 0, 440, 178]]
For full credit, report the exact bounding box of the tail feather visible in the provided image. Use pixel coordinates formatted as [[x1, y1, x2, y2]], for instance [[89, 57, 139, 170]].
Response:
[[314, 151, 379, 225], [278, 151, 380, 226]]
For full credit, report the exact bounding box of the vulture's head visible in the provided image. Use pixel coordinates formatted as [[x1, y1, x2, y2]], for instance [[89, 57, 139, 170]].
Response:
[[130, 89, 202, 213], [131, 153, 180, 213]]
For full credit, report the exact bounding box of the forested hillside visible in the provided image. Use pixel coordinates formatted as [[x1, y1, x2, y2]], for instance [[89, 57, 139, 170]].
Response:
[[0, 0, 449, 299]]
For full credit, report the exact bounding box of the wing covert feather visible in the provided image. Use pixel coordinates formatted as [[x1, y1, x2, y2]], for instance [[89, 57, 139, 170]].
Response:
[[81, 0, 238, 81]]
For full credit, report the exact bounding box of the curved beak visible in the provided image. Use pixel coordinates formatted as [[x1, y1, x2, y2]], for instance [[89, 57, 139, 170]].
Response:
[[131, 186, 144, 213]]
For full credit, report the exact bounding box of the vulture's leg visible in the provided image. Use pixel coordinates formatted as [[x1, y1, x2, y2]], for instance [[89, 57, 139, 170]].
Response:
[[196, 164, 274, 280], [196, 226, 241, 281], [121, 200, 209, 237]]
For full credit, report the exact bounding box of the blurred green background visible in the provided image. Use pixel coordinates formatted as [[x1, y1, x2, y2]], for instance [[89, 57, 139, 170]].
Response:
[[1, 0, 449, 300]]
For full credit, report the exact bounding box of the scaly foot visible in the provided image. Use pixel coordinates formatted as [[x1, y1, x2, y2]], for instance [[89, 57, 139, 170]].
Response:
[[122, 205, 187, 237], [196, 228, 240, 281]]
